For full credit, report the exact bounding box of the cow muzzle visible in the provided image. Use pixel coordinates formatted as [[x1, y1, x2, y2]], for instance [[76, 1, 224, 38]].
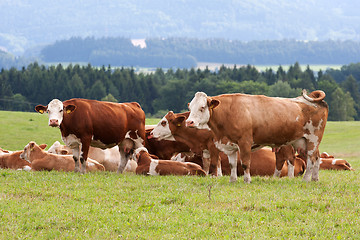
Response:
[[185, 120, 195, 127], [49, 119, 59, 127]]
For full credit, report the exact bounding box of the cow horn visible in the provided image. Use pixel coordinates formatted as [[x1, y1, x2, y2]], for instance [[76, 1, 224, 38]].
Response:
[[302, 89, 326, 102]]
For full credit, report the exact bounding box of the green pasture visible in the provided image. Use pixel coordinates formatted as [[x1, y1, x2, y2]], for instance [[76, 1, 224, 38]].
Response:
[[0, 110, 359, 239]]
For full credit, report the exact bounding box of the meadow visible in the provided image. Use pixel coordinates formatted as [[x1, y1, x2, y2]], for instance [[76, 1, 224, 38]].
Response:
[[0, 110, 359, 239]]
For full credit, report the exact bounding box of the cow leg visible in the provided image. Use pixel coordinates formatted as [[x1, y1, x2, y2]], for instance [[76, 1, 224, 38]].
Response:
[[274, 152, 285, 178], [202, 150, 211, 175], [311, 149, 321, 181], [287, 160, 295, 178], [80, 141, 91, 174], [239, 147, 252, 184], [117, 147, 130, 173], [227, 151, 238, 183], [71, 145, 81, 173], [217, 156, 223, 177]]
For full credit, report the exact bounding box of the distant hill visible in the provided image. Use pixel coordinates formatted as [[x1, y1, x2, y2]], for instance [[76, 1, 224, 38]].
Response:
[[1, 0, 360, 55], [39, 37, 360, 68]]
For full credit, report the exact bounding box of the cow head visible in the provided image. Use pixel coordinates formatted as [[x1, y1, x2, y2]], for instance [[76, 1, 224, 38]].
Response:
[[35, 99, 76, 127], [186, 92, 219, 129], [20, 141, 46, 163], [150, 111, 177, 141]]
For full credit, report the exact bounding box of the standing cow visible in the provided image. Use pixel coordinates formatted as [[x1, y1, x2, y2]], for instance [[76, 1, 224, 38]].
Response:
[[186, 90, 328, 183], [35, 98, 145, 173]]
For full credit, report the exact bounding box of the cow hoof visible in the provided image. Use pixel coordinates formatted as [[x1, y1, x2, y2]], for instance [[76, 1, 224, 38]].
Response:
[[229, 176, 237, 183], [311, 177, 319, 182], [74, 167, 81, 173]]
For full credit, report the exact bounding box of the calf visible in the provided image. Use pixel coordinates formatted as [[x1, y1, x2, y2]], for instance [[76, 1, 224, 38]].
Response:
[[319, 152, 354, 171], [186, 90, 328, 183], [0, 151, 32, 171], [35, 98, 145, 173], [134, 147, 206, 176], [47, 141, 137, 172], [20, 141, 105, 172], [150, 111, 221, 175]]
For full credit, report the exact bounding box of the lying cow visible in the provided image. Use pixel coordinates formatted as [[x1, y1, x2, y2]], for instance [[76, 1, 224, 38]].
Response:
[[35, 98, 145, 173], [47, 141, 137, 173], [150, 111, 221, 176], [186, 90, 328, 183], [133, 147, 206, 176], [0, 150, 32, 171], [20, 141, 105, 172], [319, 152, 354, 171]]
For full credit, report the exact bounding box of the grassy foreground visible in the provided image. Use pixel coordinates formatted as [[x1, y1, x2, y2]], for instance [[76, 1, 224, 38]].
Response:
[[0, 111, 359, 239]]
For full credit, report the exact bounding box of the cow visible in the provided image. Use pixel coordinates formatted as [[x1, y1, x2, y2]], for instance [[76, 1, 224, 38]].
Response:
[[0, 150, 32, 171], [319, 152, 354, 171], [186, 90, 328, 183], [133, 147, 206, 176], [150, 111, 221, 176], [47, 141, 138, 173], [149, 115, 305, 177], [35, 98, 146, 173], [20, 141, 105, 172]]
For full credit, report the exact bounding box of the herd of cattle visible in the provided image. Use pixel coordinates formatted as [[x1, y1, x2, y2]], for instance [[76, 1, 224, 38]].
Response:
[[0, 90, 355, 182]]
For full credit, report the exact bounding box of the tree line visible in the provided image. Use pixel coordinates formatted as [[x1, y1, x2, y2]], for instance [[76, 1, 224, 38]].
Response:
[[0, 62, 359, 121], [40, 37, 360, 68]]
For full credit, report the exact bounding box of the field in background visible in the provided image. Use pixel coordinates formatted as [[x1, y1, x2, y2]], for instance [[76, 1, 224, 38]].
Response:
[[0, 110, 359, 239]]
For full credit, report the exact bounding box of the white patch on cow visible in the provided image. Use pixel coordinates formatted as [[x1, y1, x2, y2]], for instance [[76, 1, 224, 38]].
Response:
[[214, 140, 239, 155], [217, 166, 223, 177], [291, 96, 317, 107], [244, 172, 251, 183], [62, 134, 82, 150], [187, 92, 211, 129], [227, 152, 238, 183], [22, 165, 32, 171], [90, 137, 117, 149], [87, 162, 95, 167], [171, 153, 186, 162], [273, 168, 282, 177], [151, 117, 176, 141], [303, 156, 313, 182], [149, 160, 159, 175], [319, 159, 323, 165], [46, 99, 64, 127], [202, 149, 210, 159], [124, 130, 144, 149], [47, 141, 62, 154], [332, 159, 337, 165], [287, 160, 295, 178], [295, 116, 300, 122], [303, 119, 323, 156], [20, 143, 31, 163]]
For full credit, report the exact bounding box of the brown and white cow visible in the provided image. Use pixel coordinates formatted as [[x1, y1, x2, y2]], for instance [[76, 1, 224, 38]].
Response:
[[319, 152, 354, 171], [150, 111, 221, 175], [35, 98, 145, 173], [20, 141, 105, 172], [186, 90, 328, 183], [133, 147, 206, 176], [0, 150, 32, 171], [47, 141, 138, 173]]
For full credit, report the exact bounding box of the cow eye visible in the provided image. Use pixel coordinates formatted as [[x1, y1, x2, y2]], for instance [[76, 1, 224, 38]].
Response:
[[60, 109, 63, 112], [161, 121, 167, 127], [200, 106, 205, 112]]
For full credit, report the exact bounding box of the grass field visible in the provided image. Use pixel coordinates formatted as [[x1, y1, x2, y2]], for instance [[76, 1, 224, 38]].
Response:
[[1, 111, 359, 239]]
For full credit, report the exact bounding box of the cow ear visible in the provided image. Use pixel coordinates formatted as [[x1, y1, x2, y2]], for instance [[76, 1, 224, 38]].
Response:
[[64, 104, 76, 114], [174, 116, 186, 127], [29, 142, 35, 151], [60, 149, 69, 155], [39, 144, 47, 150], [208, 99, 220, 109], [35, 105, 47, 114]]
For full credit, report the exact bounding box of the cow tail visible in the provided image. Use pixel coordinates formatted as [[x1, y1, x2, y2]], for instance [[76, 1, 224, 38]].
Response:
[[302, 89, 326, 103]]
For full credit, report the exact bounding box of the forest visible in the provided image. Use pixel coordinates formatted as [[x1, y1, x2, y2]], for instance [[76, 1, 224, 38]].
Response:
[[0, 62, 359, 121]]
